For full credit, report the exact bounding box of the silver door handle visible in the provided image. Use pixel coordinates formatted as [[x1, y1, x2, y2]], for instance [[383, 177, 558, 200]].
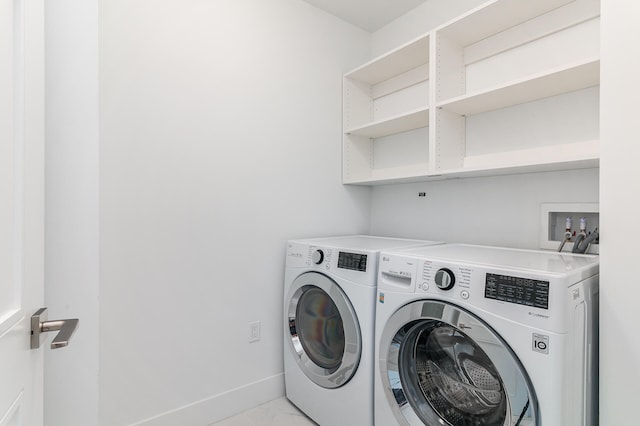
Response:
[[30, 308, 79, 349]]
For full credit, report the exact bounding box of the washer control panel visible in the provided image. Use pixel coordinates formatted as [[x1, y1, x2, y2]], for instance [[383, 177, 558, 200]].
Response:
[[376, 249, 574, 331], [311, 249, 324, 265], [434, 268, 455, 290], [420, 260, 472, 300], [484, 273, 550, 310]]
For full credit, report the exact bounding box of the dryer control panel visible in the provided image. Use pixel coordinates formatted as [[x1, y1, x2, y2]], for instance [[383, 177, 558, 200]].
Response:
[[337, 251, 368, 272], [286, 242, 379, 286]]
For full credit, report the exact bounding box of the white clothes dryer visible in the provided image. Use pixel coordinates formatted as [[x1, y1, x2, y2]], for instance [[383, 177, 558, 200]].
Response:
[[284, 236, 441, 426], [374, 244, 599, 426]]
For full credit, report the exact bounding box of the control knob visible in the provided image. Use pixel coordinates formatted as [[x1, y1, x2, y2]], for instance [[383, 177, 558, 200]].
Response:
[[434, 268, 455, 290], [312, 249, 324, 265]]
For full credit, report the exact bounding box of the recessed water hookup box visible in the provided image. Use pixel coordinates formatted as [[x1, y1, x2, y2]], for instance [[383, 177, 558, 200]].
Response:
[[540, 203, 599, 254]]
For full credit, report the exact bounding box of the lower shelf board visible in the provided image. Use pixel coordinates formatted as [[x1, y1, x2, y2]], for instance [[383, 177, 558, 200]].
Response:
[[342, 142, 599, 185]]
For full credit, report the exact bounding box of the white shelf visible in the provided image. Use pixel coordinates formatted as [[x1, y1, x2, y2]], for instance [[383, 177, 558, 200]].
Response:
[[437, 59, 600, 116], [433, 140, 599, 180], [343, 163, 431, 185], [436, 0, 576, 46], [345, 107, 429, 139], [345, 36, 429, 85]]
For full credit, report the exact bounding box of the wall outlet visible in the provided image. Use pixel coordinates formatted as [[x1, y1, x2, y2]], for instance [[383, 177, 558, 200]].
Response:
[[249, 321, 261, 343]]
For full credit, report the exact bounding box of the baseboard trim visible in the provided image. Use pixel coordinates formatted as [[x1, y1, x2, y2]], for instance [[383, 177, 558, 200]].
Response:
[[130, 373, 285, 426]]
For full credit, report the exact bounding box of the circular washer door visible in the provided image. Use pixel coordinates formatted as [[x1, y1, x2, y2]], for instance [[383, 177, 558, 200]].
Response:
[[286, 272, 361, 389], [380, 300, 538, 426]]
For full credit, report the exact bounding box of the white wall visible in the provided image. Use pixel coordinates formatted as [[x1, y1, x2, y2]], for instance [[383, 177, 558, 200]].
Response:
[[97, 0, 370, 424], [599, 1, 640, 424], [44, 1, 99, 425], [370, 169, 599, 248]]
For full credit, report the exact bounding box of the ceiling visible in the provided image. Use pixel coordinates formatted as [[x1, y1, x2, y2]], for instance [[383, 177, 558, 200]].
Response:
[[302, 0, 429, 32]]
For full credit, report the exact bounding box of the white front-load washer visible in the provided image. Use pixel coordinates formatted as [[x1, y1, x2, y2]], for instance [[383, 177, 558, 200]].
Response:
[[375, 244, 599, 426], [284, 236, 442, 426]]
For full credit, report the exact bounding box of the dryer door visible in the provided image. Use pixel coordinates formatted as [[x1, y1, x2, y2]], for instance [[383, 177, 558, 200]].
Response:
[[286, 272, 361, 389], [380, 300, 538, 426]]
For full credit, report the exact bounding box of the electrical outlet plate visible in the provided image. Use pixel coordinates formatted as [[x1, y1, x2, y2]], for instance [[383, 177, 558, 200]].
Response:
[[540, 202, 599, 254], [249, 321, 260, 343]]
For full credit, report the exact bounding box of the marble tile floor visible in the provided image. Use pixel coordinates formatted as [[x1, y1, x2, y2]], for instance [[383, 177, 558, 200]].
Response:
[[210, 397, 317, 426]]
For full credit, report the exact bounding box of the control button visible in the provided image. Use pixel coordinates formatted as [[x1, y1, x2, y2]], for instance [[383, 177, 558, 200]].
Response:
[[312, 249, 324, 265], [421, 283, 429, 291], [434, 268, 455, 290], [460, 290, 470, 300]]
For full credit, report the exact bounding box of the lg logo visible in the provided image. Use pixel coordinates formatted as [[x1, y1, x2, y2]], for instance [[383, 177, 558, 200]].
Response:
[[532, 333, 549, 354]]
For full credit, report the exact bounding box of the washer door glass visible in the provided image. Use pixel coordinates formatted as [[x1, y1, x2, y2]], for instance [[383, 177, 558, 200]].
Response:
[[381, 301, 538, 426], [287, 272, 361, 389]]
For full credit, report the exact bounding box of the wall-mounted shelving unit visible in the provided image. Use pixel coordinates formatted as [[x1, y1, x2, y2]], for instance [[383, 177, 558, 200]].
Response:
[[343, 35, 430, 184], [342, 0, 601, 185]]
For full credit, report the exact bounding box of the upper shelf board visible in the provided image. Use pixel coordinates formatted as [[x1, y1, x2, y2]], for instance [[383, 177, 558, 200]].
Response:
[[437, 0, 576, 47], [437, 58, 599, 116], [345, 36, 429, 85]]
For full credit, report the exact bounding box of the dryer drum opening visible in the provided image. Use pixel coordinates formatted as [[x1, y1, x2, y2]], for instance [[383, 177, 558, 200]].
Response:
[[296, 286, 345, 370], [286, 271, 362, 389]]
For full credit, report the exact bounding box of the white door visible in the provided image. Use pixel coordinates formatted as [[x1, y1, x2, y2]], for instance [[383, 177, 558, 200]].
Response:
[[0, 0, 45, 424]]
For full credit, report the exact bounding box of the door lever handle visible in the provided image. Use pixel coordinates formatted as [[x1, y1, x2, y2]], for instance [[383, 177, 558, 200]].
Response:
[[30, 308, 79, 349]]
